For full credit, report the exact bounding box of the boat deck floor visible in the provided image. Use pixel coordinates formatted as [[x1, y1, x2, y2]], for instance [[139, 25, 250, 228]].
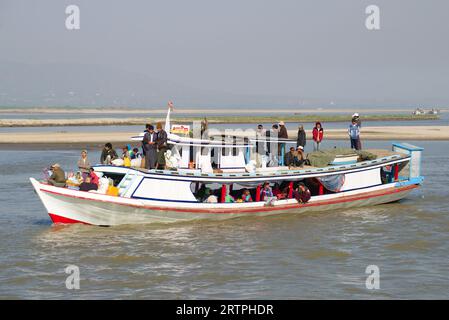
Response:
[[128, 149, 406, 175]]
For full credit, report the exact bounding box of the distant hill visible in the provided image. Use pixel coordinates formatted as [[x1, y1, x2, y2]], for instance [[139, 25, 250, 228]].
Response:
[[0, 61, 307, 108]]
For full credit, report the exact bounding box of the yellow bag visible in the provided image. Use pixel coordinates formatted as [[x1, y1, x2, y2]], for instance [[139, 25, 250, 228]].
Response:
[[107, 186, 119, 197], [124, 157, 131, 167]]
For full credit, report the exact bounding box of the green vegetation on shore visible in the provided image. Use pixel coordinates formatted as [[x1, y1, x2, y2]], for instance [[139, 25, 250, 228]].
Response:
[[0, 113, 439, 127], [177, 114, 439, 124]]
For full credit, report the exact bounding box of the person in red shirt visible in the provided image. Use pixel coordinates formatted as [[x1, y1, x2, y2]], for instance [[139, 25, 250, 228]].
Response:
[[89, 168, 99, 186], [312, 122, 324, 151]]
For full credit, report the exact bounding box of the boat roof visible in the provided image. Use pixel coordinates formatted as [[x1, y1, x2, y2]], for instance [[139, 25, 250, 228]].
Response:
[[93, 152, 410, 184]]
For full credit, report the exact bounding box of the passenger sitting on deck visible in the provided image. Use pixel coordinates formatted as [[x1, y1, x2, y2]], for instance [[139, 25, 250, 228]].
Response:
[[121, 146, 131, 167], [272, 183, 281, 197], [196, 185, 208, 201], [89, 168, 99, 186], [130, 148, 142, 159], [292, 183, 311, 204], [276, 186, 289, 200], [284, 146, 305, 168], [225, 191, 235, 203], [121, 146, 130, 159], [242, 189, 253, 202], [79, 176, 98, 192], [101, 143, 119, 165], [47, 163, 66, 187], [204, 189, 218, 203], [66, 171, 82, 190], [261, 182, 274, 200]]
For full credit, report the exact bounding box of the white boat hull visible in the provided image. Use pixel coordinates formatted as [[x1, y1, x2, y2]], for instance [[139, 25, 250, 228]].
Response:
[[30, 178, 419, 226]]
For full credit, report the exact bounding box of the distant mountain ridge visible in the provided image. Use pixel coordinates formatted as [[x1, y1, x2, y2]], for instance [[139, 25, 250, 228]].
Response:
[[0, 61, 309, 108]]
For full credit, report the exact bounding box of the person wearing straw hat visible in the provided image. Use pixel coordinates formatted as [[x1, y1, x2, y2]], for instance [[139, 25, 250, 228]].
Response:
[[47, 163, 66, 187]]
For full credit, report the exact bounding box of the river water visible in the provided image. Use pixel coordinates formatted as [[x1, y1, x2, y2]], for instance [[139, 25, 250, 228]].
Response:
[[0, 140, 448, 299]]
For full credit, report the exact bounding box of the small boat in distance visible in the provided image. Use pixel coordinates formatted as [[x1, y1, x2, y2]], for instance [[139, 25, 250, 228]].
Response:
[[30, 108, 424, 226], [413, 107, 440, 115]]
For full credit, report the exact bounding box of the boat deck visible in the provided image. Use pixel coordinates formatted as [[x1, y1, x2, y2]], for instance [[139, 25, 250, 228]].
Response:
[[97, 148, 410, 181]]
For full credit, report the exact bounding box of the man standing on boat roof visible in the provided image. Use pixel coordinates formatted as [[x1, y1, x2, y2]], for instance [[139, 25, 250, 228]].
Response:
[[143, 124, 158, 169], [278, 121, 288, 158], [266, 124, 279, 161], [255, 124, 267, 167], [297, 125, 306, 149], [155, 122, 168, 169], [348, 118, 361, 150], [312, 122, 324, 151]]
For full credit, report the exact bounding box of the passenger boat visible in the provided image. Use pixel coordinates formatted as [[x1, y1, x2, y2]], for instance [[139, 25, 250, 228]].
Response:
[[30, 108, 424, 226]]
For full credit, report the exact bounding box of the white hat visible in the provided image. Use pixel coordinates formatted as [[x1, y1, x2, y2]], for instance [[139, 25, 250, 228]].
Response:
[[279, 121, 285, 125], [352, 113, 359, 117], [297, 146, 304, 150]]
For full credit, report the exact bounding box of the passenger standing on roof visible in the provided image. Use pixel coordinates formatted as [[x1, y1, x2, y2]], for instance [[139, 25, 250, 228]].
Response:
[[351, 113, 362, 150], [256, 124, 267, 167], [267, 124, 279, 160], [312, 122, 324, 151], [297, 125, 306, 149], [155, 122, 168, 170], [278, 121, 288, 158], [348, 119, 361, 150], [143, 124, 158, 169]]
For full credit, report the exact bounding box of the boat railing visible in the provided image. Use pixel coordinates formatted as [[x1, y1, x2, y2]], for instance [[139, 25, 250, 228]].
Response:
[[128, 153, 409, 179]]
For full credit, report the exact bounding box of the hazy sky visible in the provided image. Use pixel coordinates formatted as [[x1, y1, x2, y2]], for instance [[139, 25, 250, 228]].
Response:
[[0, 0, 448, 107]]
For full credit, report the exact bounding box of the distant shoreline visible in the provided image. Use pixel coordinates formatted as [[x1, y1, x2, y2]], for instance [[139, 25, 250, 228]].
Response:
[[0, 126, 448, 149], [0, 114, 439, 127], [1, 106, 447, 115]]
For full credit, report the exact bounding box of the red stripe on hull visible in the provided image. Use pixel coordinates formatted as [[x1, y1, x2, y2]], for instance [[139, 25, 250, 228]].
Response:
[[48, 213, 90, 225]]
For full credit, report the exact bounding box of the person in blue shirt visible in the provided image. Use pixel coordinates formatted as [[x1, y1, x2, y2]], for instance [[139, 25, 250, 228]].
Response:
[[348, 119, 361, 150]]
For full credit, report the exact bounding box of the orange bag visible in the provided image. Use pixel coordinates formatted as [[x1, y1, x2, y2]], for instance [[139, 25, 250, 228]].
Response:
[[106, 186, 119, 197]]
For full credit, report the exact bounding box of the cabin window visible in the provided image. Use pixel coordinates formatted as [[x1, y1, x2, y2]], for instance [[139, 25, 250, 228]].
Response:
[[102, 173, 126, 187]]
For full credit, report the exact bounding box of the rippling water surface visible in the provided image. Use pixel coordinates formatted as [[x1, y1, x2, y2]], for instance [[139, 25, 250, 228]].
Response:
[[0, 140, 448, 299]]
